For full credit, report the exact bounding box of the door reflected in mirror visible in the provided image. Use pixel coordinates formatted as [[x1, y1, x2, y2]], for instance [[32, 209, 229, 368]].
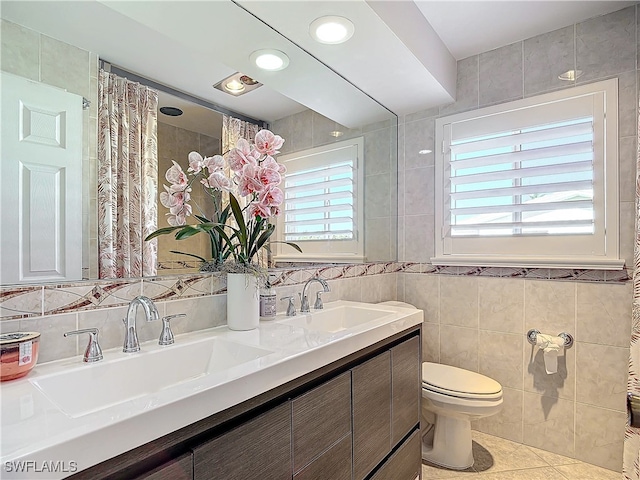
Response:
[[0, 0, 398, 284]]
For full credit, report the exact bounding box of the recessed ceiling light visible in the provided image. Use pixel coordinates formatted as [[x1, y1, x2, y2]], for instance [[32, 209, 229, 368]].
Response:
[[419, 149, 432, 155], [250, 49, 290, 71], [224, 79, 245, 94], [159, 106, 183, 117], [558, 69, 583, 81], [310, 16, 355, 44]]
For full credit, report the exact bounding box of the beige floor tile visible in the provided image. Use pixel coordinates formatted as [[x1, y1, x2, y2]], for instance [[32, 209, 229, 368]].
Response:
[[422, 461, 476, 479], [554, 463, 621, 479], [526, 444, 579, 466], [471, 438, 549, 474], [473, 467, 564, 479]]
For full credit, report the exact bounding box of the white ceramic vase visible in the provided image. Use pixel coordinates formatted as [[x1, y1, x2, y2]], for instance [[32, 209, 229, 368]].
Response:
[[226, 273, 259, 331]]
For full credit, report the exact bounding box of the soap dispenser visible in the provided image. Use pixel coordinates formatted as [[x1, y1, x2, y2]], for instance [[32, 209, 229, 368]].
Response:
[[259, 278, 276, 321]]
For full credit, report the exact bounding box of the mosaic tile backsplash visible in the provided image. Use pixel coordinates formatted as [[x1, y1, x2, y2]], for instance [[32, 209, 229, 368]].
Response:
[[1, 263, 630, 322]]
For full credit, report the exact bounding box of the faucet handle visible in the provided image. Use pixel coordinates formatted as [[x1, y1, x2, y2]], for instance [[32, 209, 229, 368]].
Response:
[[299, 292, 310, 313], [159, 314, 185, 345], [64, 328, 103, 363], [314, 291, 324, 310], [281, 296, 296, 316]]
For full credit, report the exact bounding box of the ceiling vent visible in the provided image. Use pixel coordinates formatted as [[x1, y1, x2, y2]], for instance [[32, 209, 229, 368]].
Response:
[[213, 73, 262, 96]]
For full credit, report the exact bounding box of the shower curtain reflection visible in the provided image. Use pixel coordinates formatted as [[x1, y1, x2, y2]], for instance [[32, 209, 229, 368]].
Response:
[[97, 70, 158, 279]]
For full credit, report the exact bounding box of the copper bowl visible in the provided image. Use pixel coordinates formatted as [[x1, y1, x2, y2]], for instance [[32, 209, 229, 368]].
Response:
[[0, 332, 40, 381]]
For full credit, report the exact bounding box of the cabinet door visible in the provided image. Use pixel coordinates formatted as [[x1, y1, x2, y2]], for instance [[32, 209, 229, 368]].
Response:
[[391, 336, 421, 446], [134, 453, 193, 480], [193, 402, 291, 480], [370, 429, 421, 480], [352, 350, 391, 480], [292, 372, 351, 473], [293, 434, 352, 480]]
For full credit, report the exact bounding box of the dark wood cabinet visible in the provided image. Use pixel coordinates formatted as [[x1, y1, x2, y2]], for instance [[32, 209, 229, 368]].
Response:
[[391, 336, 421, 445], [353, 350, 392, 480], [133, 453, 193, 480], [292, 372, 352, 474], [193, 402, 291, 480], [370, 429, 422, 480], [293, 434, 352, 480]]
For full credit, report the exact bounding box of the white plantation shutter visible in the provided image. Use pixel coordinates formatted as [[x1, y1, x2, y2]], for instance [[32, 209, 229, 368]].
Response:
[[433, 79, 621, 269], [275, 138, 364, 262], [449, 117, 595, 237], [284, 161, 355, 241]]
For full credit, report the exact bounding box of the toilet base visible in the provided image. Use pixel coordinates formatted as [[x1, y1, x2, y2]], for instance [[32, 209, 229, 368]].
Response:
[[421, 414, 474, 470]]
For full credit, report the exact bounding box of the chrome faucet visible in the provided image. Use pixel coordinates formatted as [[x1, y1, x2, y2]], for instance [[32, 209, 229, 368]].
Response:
[[300, 277, 330, 313], [123, 296, 159, 353]]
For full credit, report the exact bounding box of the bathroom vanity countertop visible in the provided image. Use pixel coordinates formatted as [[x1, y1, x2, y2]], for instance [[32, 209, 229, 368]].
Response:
[[0, 301, 422, 479]]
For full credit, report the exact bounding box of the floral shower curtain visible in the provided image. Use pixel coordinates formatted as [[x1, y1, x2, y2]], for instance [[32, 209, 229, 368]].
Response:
[[221, 115, 269, 266], [222, 114, 259, 157], [97, 70, 158, 278], [625, 95, 640, 479]]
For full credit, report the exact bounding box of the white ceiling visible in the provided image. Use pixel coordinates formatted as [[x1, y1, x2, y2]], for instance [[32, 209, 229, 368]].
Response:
[[1, 0, 634, 131], [415, 1, 635, 60]]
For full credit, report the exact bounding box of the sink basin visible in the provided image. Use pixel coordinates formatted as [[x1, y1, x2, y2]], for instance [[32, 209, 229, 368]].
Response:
[[279, 304, 393, 333], [31, 337, 272, 417]]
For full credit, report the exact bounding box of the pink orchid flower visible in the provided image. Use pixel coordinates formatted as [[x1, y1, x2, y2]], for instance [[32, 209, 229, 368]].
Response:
[[254, 129, 284, 156], [261, 155, 287, 174], [236, 164, 264, 197], [247, 201, 272, 219], [166, 161, 188, 188], [187, 151, 204, 173], [258, 166, 281, 188], [204, 154, 225, 173], [160, 185, 191, 209], [201, 171, 232, 191], [258, 185, 284, 207], [166, 201, 192, 226], [270, 205, 281, 216], [228, 138, 259, 172]]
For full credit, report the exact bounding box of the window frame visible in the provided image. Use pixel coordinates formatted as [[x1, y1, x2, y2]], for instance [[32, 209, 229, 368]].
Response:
[[433, 78, 621, 270], [273, 137, 365, 263]]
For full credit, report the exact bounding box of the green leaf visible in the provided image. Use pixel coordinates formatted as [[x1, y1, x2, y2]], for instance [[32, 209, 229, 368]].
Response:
[[228, 193, 247, 246], [169, 250, 207, 262], [271, 240, 303, 253], [145, 225, 186, 241], [250, 223, 275, 257], [175, 225, 204, 240]]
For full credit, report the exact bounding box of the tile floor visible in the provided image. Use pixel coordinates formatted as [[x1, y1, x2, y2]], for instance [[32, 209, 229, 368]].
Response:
[[421, 431, 621, 479]]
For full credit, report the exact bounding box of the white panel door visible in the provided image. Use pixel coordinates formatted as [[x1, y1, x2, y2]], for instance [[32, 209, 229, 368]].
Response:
[[1, 72, 83, 284]]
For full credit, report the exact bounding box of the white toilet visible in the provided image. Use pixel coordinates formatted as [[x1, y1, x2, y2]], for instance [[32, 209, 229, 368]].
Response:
[[421, 362, 503, 469], [377, 300, 503, 470]]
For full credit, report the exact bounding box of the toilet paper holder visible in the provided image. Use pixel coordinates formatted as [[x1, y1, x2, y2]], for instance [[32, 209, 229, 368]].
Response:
[[526, 329, 573, 348]]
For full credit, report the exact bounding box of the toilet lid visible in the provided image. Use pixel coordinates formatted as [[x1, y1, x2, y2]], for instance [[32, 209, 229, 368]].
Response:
[[422, 362, 502, 399]]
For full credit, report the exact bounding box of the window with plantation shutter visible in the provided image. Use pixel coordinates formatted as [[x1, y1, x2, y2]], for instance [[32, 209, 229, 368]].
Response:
[[274, 137, 364, 262], [433, 78, 622, 269]]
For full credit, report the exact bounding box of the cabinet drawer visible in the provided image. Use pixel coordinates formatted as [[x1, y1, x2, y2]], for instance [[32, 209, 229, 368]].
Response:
[[391, 336, 421, 445], [293, 434, 352, 480], [370, 429, 421, 480], [134, 453, 193, 480], [193, 402, 291, 480], [352, 350, 392, 480], [293, 371, 351, 473]]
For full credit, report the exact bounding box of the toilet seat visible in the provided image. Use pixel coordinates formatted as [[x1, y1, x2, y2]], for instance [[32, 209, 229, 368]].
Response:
[[422, 362, 502, 400]]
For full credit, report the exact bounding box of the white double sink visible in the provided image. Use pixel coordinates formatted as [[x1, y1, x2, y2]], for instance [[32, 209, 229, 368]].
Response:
[[1, 300, 422, 478], [30, 302, 397, 418]]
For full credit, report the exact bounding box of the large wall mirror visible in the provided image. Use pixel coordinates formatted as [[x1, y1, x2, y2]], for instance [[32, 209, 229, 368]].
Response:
[[0, 0, 398, 284]]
